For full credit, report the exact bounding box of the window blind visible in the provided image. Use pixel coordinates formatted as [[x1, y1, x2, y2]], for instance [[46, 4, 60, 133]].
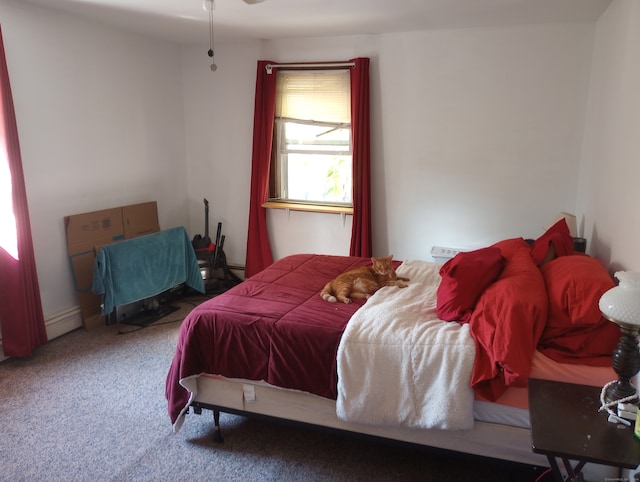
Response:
[[275, 70, 351, 123]]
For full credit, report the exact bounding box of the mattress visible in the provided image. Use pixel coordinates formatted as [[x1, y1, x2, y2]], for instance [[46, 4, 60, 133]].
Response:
[[474, 350, 616, 428], [179, 368, 619, 481], [178, 349, 616, 433]]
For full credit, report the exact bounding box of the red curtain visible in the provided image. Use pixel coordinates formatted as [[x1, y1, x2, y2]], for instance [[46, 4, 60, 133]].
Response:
[[349, 57, 372, 257], [245, 60, 277, 278], [0, 26, 47, 357]]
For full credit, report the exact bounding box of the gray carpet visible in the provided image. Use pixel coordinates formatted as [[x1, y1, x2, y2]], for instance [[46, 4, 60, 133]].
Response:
[[0, 293, 546, 481]]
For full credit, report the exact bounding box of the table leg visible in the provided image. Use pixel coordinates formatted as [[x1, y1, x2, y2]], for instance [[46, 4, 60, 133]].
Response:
[[546, 455, 586, 482]]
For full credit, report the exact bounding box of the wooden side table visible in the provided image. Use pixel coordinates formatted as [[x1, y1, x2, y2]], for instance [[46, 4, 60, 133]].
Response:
[[528, 378, 640, 481]]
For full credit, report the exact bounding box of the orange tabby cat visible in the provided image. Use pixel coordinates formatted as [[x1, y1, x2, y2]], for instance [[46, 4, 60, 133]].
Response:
[[320, 255, 409, 304]]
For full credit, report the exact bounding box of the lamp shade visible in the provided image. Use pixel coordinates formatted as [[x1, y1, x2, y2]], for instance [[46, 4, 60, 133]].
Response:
[[599, 271, 640, 326]]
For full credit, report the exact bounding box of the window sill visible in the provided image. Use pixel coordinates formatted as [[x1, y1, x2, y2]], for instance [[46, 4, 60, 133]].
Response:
[[262, 201, 353, 215]]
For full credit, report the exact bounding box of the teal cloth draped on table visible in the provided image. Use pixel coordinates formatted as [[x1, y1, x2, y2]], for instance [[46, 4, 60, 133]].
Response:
[[92, 226, 204, 315]]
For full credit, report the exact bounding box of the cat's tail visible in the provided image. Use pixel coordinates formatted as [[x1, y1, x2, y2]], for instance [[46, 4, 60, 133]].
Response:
[[320, 282, 337, 303]]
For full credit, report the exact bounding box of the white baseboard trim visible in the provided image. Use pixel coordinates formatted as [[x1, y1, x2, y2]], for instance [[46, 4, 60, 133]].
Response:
[[45, 306, 83, 341], [0, 306, 83, 361]]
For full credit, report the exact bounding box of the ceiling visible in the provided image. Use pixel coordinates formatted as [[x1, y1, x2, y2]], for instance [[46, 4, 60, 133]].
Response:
[[19, 0, 613, 45]]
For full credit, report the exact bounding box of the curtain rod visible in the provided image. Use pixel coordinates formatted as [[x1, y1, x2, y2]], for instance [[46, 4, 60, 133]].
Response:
[[265, 62, 355, 74]]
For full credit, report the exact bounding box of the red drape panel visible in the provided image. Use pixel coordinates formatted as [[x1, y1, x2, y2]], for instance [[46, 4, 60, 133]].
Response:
[[245, 60, 277, 278], [349, 58, 372, 257], [0, 26, 47, 357]]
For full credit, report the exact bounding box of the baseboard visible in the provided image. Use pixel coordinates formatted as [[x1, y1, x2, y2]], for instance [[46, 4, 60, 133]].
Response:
[[0, 306, 83, 361], [45, 306, 83, 341], [227, 264, 246, 280]]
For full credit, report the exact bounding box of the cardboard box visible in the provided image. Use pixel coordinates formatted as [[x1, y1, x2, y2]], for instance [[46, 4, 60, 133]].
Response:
[[64, 202, 160, 330], [123, 202, 160, 239]]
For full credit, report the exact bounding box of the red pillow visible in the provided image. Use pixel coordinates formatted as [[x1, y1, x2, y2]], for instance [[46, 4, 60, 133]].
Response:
[[492, 237, 529, 259], [469, 238, 548, 401], [538, 255, 619, 366], [531, 218, 574, 265], [436, 247, 505, 322]]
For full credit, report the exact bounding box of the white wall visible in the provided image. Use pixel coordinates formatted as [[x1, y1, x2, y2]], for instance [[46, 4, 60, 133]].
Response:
[[0, 1, 188, 320], [373, 25, 596, 259], [577, 0, 640, 273], [180, 41, 260, 266], [182, 24, 597, 264]]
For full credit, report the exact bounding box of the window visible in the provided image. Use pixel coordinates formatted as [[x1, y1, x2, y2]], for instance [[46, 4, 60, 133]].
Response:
[[0, 147, 17, 259], [268, 70, 352, 211]]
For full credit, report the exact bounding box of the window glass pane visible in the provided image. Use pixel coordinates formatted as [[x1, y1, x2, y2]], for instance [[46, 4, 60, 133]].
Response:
[[0, 147, 18, 259], [287, 153, 352, 204]]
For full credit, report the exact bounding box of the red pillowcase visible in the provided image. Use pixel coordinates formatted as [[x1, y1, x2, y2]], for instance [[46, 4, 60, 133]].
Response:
[[469, 238, 549, 401], [531, 218, 574, 265], [436, 247, 505, 322], [538, 255, 620, 366]]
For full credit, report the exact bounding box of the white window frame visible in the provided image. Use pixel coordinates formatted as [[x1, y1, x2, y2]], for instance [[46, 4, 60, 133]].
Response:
[[265, 69, 353, 215]]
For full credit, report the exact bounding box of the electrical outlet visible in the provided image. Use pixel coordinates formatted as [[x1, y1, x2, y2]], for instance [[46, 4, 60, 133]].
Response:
[[431, 246, 461, 259]]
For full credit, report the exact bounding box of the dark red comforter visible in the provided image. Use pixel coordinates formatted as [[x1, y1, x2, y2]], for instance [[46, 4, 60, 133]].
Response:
[[166, 254, 373, 424]]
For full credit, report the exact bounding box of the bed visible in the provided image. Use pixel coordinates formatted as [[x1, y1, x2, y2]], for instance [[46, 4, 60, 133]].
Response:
[[166, 230, 627, 479]]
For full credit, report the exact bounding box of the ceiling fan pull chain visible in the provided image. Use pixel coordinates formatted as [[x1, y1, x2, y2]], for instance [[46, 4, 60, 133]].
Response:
[[203, 0, 217, 71]]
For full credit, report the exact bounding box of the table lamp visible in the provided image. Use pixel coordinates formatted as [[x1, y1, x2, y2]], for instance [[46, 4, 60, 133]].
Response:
[[599, 271, 640, 404]]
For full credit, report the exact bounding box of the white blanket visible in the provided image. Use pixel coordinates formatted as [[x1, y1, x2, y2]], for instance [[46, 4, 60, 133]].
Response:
[[336, 260, 476, 430]]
